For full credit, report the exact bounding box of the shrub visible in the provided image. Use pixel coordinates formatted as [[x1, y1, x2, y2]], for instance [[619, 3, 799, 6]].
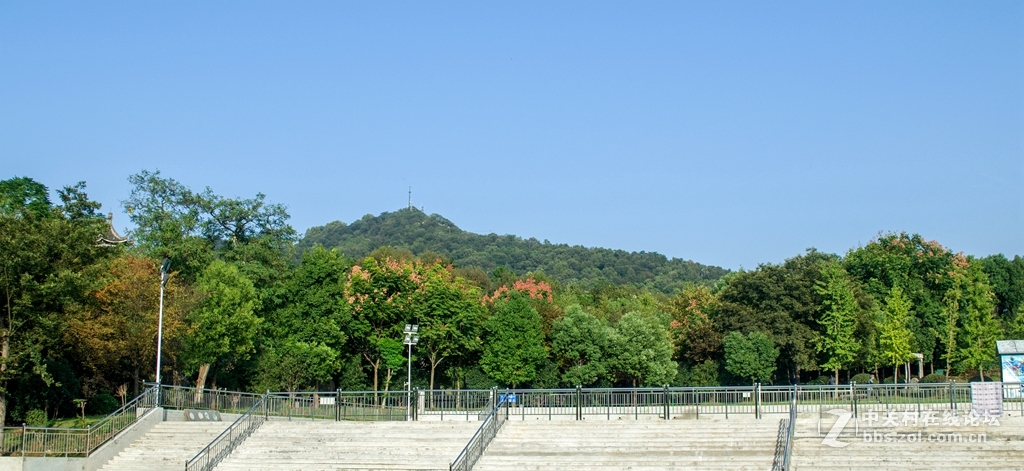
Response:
[[806, 376, 828, 385], [24, 409, 47, 427], [87, 393, 119, 415], [850, 373, 872, 384], [920, 373, 947, 383]]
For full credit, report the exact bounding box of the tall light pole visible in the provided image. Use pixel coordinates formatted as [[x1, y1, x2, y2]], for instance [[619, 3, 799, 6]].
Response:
[[155, 258, 170, 400], [403, 324, 419, 420]]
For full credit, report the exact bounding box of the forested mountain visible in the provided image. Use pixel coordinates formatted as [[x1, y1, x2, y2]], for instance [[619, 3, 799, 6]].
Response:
[[297, 208, 728, 294]]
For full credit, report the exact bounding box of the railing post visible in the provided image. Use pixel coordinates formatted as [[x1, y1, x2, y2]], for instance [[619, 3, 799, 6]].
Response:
[[949, 381, 955, 416], [21, 423, 26, 458], [575, 385, 582, 421], [336, 389, 341, 421], [851, 381, 857, 418], [755, 383, 761, 419], [663, 385, 670, 420], [86, 424, 91, 456]]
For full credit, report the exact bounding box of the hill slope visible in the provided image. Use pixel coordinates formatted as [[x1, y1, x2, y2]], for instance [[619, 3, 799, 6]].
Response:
[[298, 208, 728, 294]]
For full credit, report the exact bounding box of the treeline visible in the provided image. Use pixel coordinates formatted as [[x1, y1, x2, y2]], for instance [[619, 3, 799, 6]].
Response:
[[2, 171, 1022, 428], [297, 208, 728, 294]]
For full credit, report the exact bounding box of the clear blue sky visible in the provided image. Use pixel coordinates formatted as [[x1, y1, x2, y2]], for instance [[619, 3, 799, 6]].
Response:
[[2, 2, 1021, 270]]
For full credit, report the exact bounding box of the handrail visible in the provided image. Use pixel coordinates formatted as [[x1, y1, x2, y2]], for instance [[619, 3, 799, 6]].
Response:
[[450, 389, 508, 471], [781, 388, 797, 471], [184, 393, 268, 471]]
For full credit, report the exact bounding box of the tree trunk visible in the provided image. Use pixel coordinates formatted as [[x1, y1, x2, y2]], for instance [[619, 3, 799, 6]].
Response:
[[0, 333, 8, 425], [194, 363, 211, 403], [894, 365, 899, 385], [428, 356, 442, 409], [980, 365, 984, 382], [364, 354, 380, 404]]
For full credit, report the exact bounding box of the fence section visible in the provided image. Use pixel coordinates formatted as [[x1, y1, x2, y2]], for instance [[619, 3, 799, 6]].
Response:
[[158, 385, 263, 415], [1, 385, 158, 457]]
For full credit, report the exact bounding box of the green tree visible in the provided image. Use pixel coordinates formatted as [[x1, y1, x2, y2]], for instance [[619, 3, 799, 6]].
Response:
[[940, 263, 966, 378], [611, 312, 676, 387], [266, 246, 352, 385], [183, 261, 262, 391], [845, 233, 960, 374], [415, 263, 486, 391], [815, 262, 861, 383], [344, 256, 418, 394], [723, 331, 779, 384], [253, 340, 339, 392], [958, 262, 1000, 381], [715, 250, 831, 380], [0, 179, 110, 424], [550, 305, 612, 386], [480, 293, 547, 388], [879, 286, 914, 383]]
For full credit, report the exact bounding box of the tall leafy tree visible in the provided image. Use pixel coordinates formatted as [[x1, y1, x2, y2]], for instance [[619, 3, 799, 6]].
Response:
[[958, 262, 1000, 381], [344, 256, 418, 393], [415, 263, 486, 391], [182, 260, 261, 391], [714, 250, 831, 379], [815, 262, 861, 383], [723, 331, 779, 384], [480, 293, 547, 388], [845, 233, 959, 372], [0, 179, 110, 424], [551, 305, 612, 386], [666, 284, 721, 365], [266, 246, 352, 385], [879, 286, 914, 383], [253, 340, 339, 392], [67, 254, 190, 396], [611, 312, 676, 387]]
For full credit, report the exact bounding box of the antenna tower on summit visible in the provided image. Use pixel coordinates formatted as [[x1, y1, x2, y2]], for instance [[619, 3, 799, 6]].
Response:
[[408, 187, 412, 209]]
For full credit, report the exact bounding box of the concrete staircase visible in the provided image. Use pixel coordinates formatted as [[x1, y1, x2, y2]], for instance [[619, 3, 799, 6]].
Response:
[[791, 415, 1024, 470], [98, 421, 232, 471], [212, 420, 481, 471], [473, 418, 781, 471]]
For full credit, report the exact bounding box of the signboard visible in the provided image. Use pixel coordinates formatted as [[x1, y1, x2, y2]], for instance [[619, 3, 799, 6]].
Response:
[[971, 382, 1003, 417], [996, 340, 1024, 399], [1001, 355, 1024, 383], [184, 409, 222, 421]]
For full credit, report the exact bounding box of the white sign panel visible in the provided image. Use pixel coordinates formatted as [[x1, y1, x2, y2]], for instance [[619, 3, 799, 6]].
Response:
[[971, 381, 1003, 417]]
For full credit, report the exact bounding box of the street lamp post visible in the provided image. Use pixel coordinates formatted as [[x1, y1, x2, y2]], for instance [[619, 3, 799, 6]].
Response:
[[403, 324, 419, 421], [155, 258, 170, 402]]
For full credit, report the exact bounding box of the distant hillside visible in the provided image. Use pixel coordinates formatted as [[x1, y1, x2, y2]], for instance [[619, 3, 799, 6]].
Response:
[[297, 208, 728, 294]]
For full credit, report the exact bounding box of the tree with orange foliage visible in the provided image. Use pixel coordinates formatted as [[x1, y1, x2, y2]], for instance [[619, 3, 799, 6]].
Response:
[[68, 254, 190, 397]]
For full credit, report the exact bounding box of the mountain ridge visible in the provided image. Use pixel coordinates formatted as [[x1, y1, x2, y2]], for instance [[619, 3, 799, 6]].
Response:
[[297, 208, 728, 293]]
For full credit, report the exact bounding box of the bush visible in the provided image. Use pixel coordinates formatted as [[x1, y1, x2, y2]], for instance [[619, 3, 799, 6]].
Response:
[[806, 376, 828, 385], [850, 373, 872, 384], [87, 393, 119, 415], [24, 409, 47, 427], [920, 373, 947, 383], [967, 375, 996, 383]]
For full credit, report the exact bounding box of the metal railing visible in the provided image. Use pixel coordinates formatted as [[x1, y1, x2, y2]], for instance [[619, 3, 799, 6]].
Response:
[[0, 385, 159, 457], [184, 393, 268, 471], [781, 390, 797, 471], [450, 389, 507, 471], [421, 389, 495, 420], [149, 381, 1021, 425], [158, 385, 263, 414]]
